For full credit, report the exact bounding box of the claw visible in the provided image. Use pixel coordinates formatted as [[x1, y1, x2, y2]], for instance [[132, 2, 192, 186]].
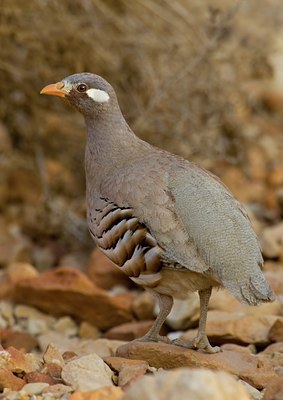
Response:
[[135, 334, 172, 345], [172, 336, 221, 353], [192, 335, 221, 354]]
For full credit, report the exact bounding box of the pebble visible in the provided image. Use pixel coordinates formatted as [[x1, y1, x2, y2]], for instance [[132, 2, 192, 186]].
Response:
[[122, 368, 250, 400], [78, 321, 101, 340], [21, 382, 50, 395], [53, 316, 78, 337], [61, 353, 114, 391]]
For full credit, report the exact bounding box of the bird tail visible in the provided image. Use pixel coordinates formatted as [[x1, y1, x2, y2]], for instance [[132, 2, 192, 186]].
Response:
[[225, 270, 275, 306]]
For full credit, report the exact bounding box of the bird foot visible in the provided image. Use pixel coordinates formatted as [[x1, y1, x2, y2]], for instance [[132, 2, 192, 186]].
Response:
[[134, 333, 172, 345], [172, 335, 221, 354]]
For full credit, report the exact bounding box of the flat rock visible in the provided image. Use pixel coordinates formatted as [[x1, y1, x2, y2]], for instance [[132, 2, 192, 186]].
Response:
[[69, 386, 124, 400], [181, 310, 278, 345], [13, 267, 132, 329], [62, 353, 114, 392], [116, 341, 277, 389], [122, 368, 250, 400]]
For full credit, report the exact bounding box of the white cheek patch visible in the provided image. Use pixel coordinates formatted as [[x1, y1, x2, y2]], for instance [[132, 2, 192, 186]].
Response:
[[86, 88, 110, 103]]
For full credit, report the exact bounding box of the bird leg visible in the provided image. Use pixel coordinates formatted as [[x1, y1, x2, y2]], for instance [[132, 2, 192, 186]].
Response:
[[173, 287, 220, 353], [192, 287, 220, 353], [136, 291, 173, 344]]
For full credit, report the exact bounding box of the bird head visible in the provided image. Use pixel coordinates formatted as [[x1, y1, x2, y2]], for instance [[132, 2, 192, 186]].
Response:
[[40, 72, 115, 116]]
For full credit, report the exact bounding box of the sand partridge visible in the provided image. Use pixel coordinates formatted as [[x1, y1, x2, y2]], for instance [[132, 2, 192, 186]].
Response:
[[41, 73, 274, 353]]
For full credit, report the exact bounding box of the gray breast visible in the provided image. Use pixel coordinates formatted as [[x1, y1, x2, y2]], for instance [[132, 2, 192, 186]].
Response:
[[88, 199, 163, 278]]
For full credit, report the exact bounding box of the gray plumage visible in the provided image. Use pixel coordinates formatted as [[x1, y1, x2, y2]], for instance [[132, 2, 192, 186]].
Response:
[[41, 72, 274, 353]]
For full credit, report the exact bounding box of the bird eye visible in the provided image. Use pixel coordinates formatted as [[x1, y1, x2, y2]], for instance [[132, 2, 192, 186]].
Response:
[[76, 83, 88, 93]]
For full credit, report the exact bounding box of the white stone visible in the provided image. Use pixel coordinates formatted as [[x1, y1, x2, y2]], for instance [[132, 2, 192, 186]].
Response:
[[38, 332, 125, 358], [76, 338, 126, 358], [159, 293, 199, 330], [38, 331, 79, 354], [123, 368, 250, 400], [53, 316, 78, 337], [27, 318, 49, 335], [62, 354, 114, 392], [0, 315, 7, 328], [21, 382, 49, 395], [0, 301, 14, 324]]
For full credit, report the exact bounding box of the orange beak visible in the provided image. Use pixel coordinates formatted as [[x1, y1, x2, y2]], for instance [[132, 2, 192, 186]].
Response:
[[40, 82, 67, 97]]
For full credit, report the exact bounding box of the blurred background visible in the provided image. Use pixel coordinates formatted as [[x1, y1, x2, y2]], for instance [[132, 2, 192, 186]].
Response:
[[1, 0, 283, 272]]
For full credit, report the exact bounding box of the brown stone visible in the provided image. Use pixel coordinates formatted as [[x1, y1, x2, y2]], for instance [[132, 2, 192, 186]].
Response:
[[263, 376, 283, 400], [69, 387, 124, 400], [261, 222, 283, 259], [0, 329, 38, 352], [0, 366, 25, 391], [269, 318, 283, 342], [116, 341, 277, 389], [265, 269, 283, 295], [181, 311, 277, 345], [25, 371, 57, 385], [132, 291, 155, 321], [43, 344, 65, 367], [257, 342, 283, 370], [79, 321, 101, 339], [13, 267, 132, 329], [85, 248, 132, 290], [0, 262, 38, 300], [268, 166, 283, 188], [1, 346, 41, 373], [209, 288, 282, 316], [104, 320, 158, 341], [104, 357, 149, 389], [44, 362, 63, 380]]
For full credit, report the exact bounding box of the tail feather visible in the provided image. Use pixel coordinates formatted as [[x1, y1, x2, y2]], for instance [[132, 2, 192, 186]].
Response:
[[225, 271, 275, 306]]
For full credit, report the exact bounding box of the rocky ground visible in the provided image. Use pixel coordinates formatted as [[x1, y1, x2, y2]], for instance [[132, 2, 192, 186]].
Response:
[[1, 1, 283, 399], [0, 237, 283, 400]]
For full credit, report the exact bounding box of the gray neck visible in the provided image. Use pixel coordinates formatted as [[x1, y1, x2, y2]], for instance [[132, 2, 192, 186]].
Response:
[[84, 107, 147, 182]]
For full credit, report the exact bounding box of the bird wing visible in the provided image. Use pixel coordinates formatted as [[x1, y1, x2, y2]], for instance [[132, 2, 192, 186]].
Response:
[[167, 160, 263, 279], [100, 150, 263, 280]]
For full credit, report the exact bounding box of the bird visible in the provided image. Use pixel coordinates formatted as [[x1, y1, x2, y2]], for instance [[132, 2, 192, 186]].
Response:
[[41, 73, 274, 353]]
